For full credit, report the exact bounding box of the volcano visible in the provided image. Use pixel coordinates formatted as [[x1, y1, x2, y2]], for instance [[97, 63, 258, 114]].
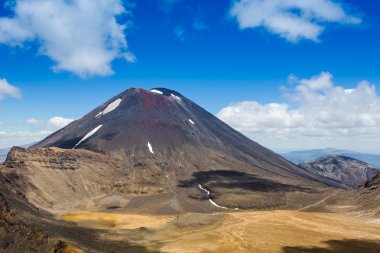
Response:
[[2, 88, 342, 215], [33, 87, 328, 181]]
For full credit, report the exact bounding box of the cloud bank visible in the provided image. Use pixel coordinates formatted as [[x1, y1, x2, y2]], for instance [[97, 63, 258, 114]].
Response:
[[1, 116, 74, 148], [230, 0, 361, 42], [218, 72, 380, 152], [0, 130, 51, 146], [0, 0, 134, 77]]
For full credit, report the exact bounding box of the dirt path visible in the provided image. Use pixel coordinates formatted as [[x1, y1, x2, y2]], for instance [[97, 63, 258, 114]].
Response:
[[297, 192, 338, 211]]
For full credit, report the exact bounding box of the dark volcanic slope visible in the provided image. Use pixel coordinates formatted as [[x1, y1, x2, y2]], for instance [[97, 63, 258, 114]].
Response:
[[300, 156, 379, 189], [33, 88, 337, 185]]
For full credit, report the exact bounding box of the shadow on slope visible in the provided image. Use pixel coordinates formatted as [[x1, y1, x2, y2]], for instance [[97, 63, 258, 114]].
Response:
[[283, 239, 380, 253], [178, 170, 310, 192]]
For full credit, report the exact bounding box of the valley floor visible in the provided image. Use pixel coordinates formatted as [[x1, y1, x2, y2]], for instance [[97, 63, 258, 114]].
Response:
[[61, 210, 380, 253]]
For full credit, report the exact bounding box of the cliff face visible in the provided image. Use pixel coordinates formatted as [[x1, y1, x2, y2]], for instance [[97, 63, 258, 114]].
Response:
[[1, 147, 171, 213], [300, 156, 380, 189]]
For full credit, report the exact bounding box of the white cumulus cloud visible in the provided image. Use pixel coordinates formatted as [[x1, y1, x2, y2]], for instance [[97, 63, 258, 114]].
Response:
[[217, 72, 380, 152], [0, 78, 21, 100], [47, 116, 75, 130], [230, 0, 361, 42], [0, 0, 134, 78], [27, 116, 73, 129]]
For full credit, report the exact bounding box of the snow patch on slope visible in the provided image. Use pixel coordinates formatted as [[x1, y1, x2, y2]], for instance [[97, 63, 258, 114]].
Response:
[[150, 89, 163, 95], [198, 184, 237, 210], [209, 198, 228, 209], [147, 142, 154, 154], [198, 184, 210, 195], [73, 125, 103, 149], [95, 98, 122, 118], [171, 93, 181, 101]]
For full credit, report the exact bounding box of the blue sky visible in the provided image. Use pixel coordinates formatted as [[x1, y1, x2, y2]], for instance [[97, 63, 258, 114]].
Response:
[[0, 0, 380, 153]]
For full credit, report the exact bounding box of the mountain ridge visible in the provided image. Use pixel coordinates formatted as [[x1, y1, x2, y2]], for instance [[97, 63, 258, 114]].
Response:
[[299, 155, 379, 189], [282, 148, 380, 168]]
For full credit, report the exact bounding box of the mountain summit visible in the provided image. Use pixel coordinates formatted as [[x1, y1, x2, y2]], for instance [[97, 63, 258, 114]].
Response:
[[6, 87, 341, 213]]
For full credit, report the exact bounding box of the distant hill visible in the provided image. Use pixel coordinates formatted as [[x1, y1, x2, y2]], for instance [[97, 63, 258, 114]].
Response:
[[0, 148, 10, 163], [282, 148, 380, 168], [299, 156, 380, 189], [0, 144, 33, 163]]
